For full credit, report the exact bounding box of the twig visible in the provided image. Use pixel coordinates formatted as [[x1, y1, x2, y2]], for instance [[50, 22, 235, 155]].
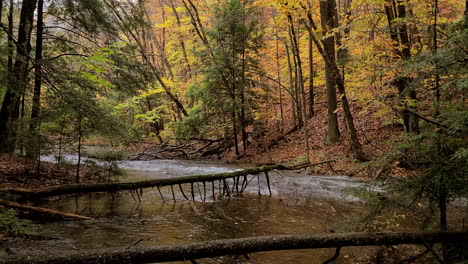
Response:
[[125, 238, 143, 250], [322, 247, 341, 264]]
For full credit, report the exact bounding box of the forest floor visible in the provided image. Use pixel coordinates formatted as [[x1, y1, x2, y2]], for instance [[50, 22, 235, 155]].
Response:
[[0, 154, 109, 189], [223, 101, 413, 179]]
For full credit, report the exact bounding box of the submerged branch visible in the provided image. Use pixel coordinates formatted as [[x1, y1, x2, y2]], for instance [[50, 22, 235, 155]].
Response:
[[0, 200, 91, 220]]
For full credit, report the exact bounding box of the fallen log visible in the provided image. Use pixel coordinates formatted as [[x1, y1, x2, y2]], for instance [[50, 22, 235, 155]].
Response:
[[0, 162, 333, 200], [1, 231, 466, 264], [0, 200, 91, 220]]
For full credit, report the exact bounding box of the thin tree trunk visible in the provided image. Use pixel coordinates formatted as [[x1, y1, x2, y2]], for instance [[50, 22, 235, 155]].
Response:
[[232, 94, 239, 156], [288, 27, 302, 128], [285, 43, 297, 127], [0, 0, 3, 25], [308, 29, 314, 118], [7, 0, 13, 77], [28, 0, 44, 158], [76, 115, 82, 183], [288, 17, 305, 128], [276, 33, 284, 133], [241, 44, 247, 151], [19, 86, 25, 154]]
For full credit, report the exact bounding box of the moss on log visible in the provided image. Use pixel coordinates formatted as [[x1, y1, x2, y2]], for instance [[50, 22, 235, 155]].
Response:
[[1, 231, 466, 264]]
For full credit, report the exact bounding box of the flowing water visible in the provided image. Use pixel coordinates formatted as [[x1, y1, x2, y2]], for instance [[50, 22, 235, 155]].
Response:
[[5, 156, 465, 263]]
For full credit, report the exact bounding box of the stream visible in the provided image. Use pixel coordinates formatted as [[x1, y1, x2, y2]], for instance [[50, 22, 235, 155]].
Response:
[[5, 156, 464, 263]]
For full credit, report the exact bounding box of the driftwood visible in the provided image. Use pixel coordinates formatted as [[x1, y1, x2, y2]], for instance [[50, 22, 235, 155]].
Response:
[[0, 200, 91, 220], [1, 231, 466, 264], [1, 162, 333, 200], [131, 137, 228, 160]]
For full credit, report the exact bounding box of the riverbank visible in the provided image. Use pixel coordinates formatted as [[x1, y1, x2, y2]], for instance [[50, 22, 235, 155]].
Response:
[[0, 154, 110, 189], [222, 103, 413, 179]]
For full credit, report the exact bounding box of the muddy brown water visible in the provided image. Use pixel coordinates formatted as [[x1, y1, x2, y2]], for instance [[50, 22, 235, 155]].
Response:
[[3, 158, 467, 263]]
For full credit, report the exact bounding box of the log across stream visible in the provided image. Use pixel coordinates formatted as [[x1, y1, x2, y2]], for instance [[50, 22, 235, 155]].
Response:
[[1, 158, 466, 263], [1, 161, 334, 201]]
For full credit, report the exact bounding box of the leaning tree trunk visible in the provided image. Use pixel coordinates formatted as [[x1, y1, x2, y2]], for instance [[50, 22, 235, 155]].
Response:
[[0, 0, 38, 153]]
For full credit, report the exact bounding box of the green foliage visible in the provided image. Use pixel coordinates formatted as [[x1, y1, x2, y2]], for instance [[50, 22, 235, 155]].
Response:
[[90, 150, 127, 162], [0, 207, 35, 236], [58, 0, 116, 34], [173, 0, 264, 140], [355, 16, 468, 230], [288, 155, 309, 166], [169, 105, 209, 140]]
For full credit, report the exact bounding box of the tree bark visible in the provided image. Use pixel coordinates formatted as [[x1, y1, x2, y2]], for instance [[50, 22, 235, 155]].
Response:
[[308, 28, 314, 118], [285, 43, 297, 127], [287, 26, 303, 128], [0, 0, 3, 24], [7, 0, 13, 79], [0, 0, 38, 153], [384, 0, 418, 133], [319, 0, 340, 144], [28, 0, 44, 158], [2, 231, 466, 264], [276, 33, 285, 133]]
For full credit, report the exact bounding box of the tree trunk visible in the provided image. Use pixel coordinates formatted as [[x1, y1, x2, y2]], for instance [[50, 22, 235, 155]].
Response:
[[76, 115, 82, 183], [384, 0, 418, 133], [275, 33, 285, 133], [0, 0, 3, 24], [316, 0, 366, 161], [2, 231, 466, 264], [291, 19, 306, 121], [0, 0, 38, 153], [285, 43, 297, 127], [241, 45, 248, 151], [7, 0, 13, 78], [308, 29, 314, 118], [288, 26, 303, 128], [28, 0, 44, 158], [320, 0, 340, 144]]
